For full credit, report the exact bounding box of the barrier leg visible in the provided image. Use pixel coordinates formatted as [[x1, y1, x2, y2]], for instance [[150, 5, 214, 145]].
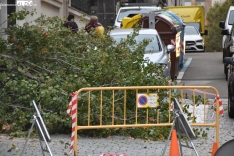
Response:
[[34, 115, 53, 156], [162, 119, 176, 156], [20, 118, 36, 156]]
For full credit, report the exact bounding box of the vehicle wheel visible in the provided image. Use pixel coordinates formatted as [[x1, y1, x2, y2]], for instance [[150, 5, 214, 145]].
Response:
[[223, 50, 225, 62], [223, 48, 226, 62], [224, 64, 228, 80], [204, 46, 206, 52], [224, 64, 225, 74], [228, 95, 234, 118]]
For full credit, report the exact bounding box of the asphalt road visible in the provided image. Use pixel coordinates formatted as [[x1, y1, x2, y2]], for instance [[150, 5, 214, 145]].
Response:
[[178, 52, 227, 99]]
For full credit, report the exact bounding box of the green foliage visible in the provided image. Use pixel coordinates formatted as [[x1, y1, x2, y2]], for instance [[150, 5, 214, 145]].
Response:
[[206, 0, 233, 52], [0, 9, 171, 137], [0, 9, 208, 140]]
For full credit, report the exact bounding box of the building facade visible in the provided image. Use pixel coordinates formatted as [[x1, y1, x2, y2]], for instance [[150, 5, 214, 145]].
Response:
[[0, 0, 90, 36], [0, 0, 227, 33]]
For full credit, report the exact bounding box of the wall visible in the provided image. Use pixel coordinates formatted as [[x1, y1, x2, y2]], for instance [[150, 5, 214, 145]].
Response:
[[0, 0, 90, 33], [41, 0, 90, 28], [0, 0, 8, 39], [2, 0, 220, 31], [41, 1, 60, 18]]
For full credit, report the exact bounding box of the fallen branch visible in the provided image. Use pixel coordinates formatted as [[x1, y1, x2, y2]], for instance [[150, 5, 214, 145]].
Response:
[[47, 57, 81, 71], [22, 71, 45, 83], [25, 61, 54, 74], [0, 68, 8, 71], [1, 101, 59, 112]]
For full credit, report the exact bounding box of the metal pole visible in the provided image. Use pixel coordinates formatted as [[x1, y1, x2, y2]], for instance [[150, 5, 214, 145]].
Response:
[[177, 116, 199, 156], [0, 5, 1, 29], [35, 115, 53, 156], [103, 1, 106, 27]]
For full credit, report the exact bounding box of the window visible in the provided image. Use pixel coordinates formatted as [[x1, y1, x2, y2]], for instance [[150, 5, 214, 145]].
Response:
[[185, 22, 201, 32], [185, 26, 199, 35], [232, 26, 234, 36], [71, 0, 90, 14], [112, 34, 162, 52], [7, 0, 16, 27], [228, 10, 234, 25], [117, 8, 159, 22]]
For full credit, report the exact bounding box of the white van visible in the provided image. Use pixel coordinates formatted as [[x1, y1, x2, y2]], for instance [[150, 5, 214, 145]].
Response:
[[219, 6, 234, 59], [111, 4, 161, 29]]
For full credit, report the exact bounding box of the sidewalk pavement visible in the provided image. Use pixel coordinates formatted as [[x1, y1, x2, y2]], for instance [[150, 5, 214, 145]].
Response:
[[1, 100, 233, 156]]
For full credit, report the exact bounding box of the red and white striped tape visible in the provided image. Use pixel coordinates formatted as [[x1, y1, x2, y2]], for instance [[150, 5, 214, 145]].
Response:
[[171, 39, 176, 46], [214, 95, 224, 116], [67, 92, 78, 155], [187, 88, 216, 96], [168, 81, 225, 116], [184, 89, 224, 116]]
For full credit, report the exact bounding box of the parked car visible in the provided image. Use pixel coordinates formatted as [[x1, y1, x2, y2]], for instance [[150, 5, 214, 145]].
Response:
[[223, 57, 234, 118], [185, 26, 205, 52], [221, 24, 234, 80], [109, 28, 175, 79], [219, 6, 234, 60]]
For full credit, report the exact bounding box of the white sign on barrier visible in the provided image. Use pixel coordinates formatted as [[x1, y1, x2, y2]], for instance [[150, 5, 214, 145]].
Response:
[[137, 93, 159, 108]]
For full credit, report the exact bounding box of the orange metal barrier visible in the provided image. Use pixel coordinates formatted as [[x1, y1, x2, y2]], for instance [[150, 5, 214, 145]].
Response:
[[72, 86, 220, 156]]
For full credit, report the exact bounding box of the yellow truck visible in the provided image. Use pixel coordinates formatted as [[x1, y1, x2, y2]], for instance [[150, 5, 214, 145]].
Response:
[[165, 6, 208, 49]]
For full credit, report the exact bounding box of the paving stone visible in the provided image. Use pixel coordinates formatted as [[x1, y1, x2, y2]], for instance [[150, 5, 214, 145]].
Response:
[[0, 99, 232, 156]]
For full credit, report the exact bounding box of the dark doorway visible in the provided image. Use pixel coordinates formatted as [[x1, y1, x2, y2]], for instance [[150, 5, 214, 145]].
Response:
[[7, 0, 16, 27], [97, 0, 116, 28], [129, 0, 145, 2], [71, 0, 97, 15]]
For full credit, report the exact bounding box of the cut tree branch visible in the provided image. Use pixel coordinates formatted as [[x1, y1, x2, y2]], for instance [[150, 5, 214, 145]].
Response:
[[1, 54, 17, 65], [47, 57, 81, 71], [22, 71, 45, 83], [25, 61, 54, 74]]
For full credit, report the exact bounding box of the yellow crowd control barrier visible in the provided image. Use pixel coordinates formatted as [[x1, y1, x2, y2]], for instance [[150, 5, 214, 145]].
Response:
[[73, 86, 220, 156]]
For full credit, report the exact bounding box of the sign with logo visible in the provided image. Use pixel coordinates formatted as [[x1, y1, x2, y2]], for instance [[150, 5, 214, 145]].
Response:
[[137, 93, 159, 108], [17, 0, 36, 6], [181, 15, 190, 18]]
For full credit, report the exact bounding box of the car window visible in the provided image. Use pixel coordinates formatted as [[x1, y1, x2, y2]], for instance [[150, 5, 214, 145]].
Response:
[[185, 23, 201, 32], [228, 10, 234, 25], [117, 8, 158, 22], [232, 26, 234, 36], [112, 34, 162, 52], [185, 27, 199, 35]]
